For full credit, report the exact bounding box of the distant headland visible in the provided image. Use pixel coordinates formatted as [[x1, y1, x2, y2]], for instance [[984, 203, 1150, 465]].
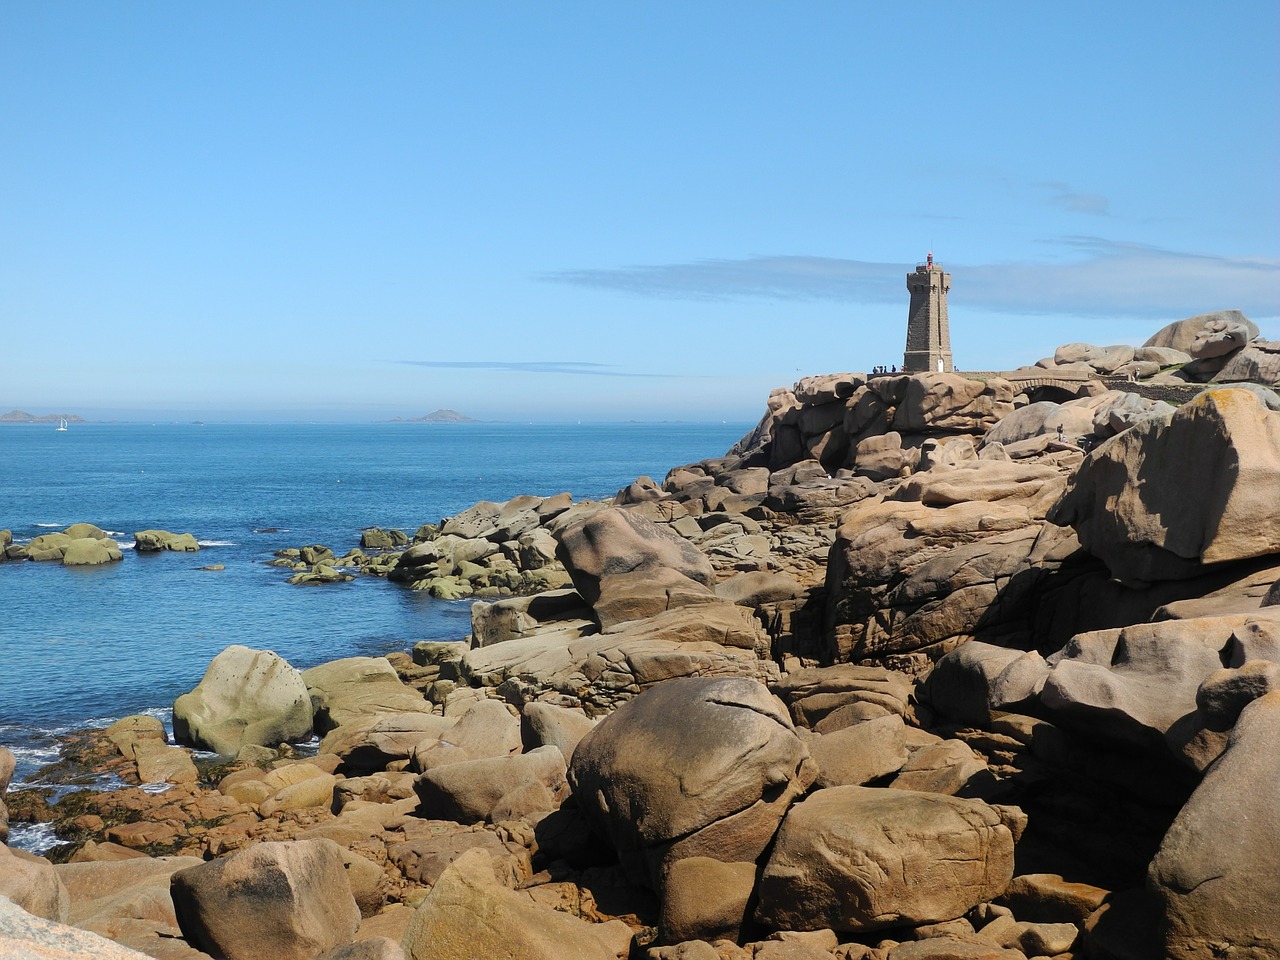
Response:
[[0, 410, 85, 424], [386, 408, 480, 423]]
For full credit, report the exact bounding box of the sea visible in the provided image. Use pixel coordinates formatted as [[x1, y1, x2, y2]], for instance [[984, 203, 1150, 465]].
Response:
[[0, 419, 749, 849]]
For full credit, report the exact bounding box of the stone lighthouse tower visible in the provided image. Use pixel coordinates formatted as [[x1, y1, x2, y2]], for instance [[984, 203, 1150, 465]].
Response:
[[903, 252, 953, 373]]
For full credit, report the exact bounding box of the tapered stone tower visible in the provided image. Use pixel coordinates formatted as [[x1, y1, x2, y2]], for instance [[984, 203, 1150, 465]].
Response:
[[903, 252, 953, 373]]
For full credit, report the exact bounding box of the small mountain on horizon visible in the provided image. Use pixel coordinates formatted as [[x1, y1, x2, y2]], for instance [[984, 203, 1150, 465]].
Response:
[[392, 408, 480, 423], [0, 410, 86, 424]]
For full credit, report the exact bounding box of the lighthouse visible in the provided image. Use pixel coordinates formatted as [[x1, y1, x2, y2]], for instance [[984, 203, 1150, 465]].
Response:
[[903, 252, 953, 373]]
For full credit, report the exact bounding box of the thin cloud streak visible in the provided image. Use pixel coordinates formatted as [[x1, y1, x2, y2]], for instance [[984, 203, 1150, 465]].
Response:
[[548, 256, 904, 304], [545, 239, 1279, 320], [396, 360, 680, 379]]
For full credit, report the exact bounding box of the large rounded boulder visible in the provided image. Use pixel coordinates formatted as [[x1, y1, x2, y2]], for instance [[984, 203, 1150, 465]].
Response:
[[1048, 389, 1280, 584], [553, 506, 715, 614], [173, 645, 313, 756], [1144, 310, 1259, 355], [62, 537, 124, 566], [170, 838, 360, 960], [568, 676, 816, 889], [754, 785, 1016, 933]]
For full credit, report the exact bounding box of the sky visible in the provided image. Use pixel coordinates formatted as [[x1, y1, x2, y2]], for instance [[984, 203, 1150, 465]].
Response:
[[1, 2, 1277, 422]]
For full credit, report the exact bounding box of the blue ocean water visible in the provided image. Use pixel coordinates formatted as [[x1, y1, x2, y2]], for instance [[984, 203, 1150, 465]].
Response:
[[0, 421, 749, 786]]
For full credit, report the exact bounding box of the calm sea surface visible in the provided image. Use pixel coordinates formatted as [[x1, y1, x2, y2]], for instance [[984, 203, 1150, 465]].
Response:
[[0, 421, 749, 792]]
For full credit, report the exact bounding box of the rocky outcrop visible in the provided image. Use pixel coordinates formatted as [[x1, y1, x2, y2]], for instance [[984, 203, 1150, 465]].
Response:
[[754, 786, 1016, 933], [0, 895, 154, 960], [1148, 691, 1280, 959], [455, 603, 776, 714], [733, 372, 1015, 474], [823, 458, 1079, 672], [414, 744, 568, 822], [11, 524, 125, 565], [408, 698, 519, 775], [12, 316, 1280, 960], [569, 677, 816, 890], [0, 744, 13, 844], [0, 844, 69, 922], [303, 656, 433, 733], [1215, 339, 1280, 386], [554, 506, 716, 616], [377, 493, 574, 600], [56, 853, 204, 956], [923, 610, 1280, 770], [1145, 311, 1259, 355], [399, 848, 632, 960], [134, 530, 200, 552], [172, 645, 313, 756], [1038, 613, 1280, 761], [1049, 388, 1280, 584], [171, 838, 361, 960]]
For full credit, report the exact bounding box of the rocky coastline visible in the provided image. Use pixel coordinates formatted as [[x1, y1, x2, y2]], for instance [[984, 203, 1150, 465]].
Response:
[[2, 311, 1278, 960]]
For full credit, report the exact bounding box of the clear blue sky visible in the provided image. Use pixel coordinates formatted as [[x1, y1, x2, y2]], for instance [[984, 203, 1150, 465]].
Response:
[[2, 2, 1277, 421]]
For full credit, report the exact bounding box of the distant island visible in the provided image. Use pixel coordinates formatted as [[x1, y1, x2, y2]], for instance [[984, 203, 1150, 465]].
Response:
[[387, 409, 480, 423], [0, 410, 86, 424]]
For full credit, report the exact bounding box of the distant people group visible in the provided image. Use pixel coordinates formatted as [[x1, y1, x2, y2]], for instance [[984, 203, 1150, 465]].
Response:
[[872, 364, 897, 375]]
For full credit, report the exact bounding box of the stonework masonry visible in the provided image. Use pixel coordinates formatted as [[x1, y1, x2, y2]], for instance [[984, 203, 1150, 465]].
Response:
[[904, 255, 953, 373]]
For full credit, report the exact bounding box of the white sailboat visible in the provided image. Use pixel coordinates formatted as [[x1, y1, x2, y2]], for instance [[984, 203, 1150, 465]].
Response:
[[56, 417, 68, 432]]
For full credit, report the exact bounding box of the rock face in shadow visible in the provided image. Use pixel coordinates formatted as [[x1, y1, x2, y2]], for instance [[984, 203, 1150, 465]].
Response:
[[1049, 389, 1280, 584], [1148, 691, 1280, 960], [568, 676, 816, 889], [823, 457, 1080, 672]]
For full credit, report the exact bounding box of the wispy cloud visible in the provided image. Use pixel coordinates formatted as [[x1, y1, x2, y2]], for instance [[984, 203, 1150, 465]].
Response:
[[544, 239, 1279, 321], [396, 360, 676, 378], [547, 256, 904, 304], [1040, 181, 1110, 216]]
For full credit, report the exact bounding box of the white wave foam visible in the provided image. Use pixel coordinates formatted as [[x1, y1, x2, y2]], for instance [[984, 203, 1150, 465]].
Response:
[[139, 782, 175, 795], [120, 541, 136, 549], [6, 821, 58, 855], [3, 744, 61, 768], [32, 523, 63, 528], [197, 540, 237, 547]]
